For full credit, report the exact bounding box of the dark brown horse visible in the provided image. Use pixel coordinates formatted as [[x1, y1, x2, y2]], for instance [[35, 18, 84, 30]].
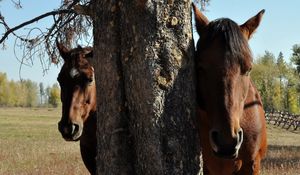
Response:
[[56, 41, 96, 174], [193, 4, 267, 175]]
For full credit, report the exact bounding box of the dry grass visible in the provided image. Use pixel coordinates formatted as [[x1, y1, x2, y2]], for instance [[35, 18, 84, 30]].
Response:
[[0, 107, 89, 175], [261, 125, 300, 175], [0, 108, 299, 174]]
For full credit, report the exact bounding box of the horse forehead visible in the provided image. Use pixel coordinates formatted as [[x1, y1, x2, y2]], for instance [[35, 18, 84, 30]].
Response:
[[197, 24, 252, 68]]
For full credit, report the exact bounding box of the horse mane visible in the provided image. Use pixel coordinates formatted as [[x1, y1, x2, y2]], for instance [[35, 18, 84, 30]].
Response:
[[202, 18, 253, 72]]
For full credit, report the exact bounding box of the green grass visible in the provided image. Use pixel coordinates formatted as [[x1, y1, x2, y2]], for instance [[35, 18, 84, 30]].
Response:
[[0, 107, 89, 175], [0, 107, 299, 174]]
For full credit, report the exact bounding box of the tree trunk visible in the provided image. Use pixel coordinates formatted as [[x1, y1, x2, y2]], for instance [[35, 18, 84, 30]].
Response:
[[91, 0, 201, 174]]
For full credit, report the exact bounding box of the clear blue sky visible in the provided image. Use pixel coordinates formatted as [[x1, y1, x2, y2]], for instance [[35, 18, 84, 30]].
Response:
[[1, 0, 300, 86]]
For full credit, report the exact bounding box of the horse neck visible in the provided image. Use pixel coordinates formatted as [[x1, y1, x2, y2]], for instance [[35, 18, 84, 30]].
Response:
[[244, 80, 263, 108], [85, 111, 96, 126], [82, 84, 97, 138], [82, 111, 97, 138], [89, 83, 97, 113]]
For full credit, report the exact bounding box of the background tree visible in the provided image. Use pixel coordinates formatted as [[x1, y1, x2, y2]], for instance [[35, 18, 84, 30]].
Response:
[[275, 52, 287, 110], [0, 72, 63, 108], [0, 72, 39, 107], [0, 73, 9, 106], [252, 51, 278, 110], [45, 86, 51, 106], [39, 82, 45, 105], [7, 80, 20, 106], [252, 49, 300, 113], [22, 80, 38, 107], [48, 83, 60, 108], [291, 44, 300, 74]]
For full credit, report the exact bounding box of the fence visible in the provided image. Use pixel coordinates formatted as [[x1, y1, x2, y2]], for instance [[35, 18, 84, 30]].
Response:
[[265, 110, 300, 131]]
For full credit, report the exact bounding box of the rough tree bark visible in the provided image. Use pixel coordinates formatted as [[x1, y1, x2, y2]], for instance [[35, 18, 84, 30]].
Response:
[[91, 0, 200, 174]]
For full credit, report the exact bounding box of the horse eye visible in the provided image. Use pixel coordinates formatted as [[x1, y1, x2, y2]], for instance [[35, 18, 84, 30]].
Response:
[[85, 77, 93, 86]]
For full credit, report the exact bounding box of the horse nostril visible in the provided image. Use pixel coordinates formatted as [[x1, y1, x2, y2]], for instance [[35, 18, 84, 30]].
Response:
[[209, 130, 220, 153], [71, 123, 80, 135], [211, 130, 219, 145], [237, 128, 244, 146]]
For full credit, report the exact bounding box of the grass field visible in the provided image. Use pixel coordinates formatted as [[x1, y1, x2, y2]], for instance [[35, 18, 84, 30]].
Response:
[[0, 108, 299, 175], [0, 107, 89, 175], [261, 125, 300, 175]]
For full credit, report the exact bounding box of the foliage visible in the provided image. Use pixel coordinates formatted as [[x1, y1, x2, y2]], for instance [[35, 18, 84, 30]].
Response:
[[48, 83, 60, 108], [0, 72, 60, 107], [39, 82, 45, 104], [0, 72, 37, 107], [291, 44, 300, 74], [23, 80, 39, 107], [252, 49, 300, 113], [0, 73, 9, 105]]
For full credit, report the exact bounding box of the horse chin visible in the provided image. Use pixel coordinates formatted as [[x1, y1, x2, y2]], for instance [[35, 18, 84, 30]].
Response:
[[212, 148, 239, 159]]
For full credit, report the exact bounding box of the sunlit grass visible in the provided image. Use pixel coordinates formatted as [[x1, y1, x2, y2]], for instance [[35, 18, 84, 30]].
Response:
[[0, 107, 89, 175], [261, 125, 300, 175], [0, 107, 299, 174]]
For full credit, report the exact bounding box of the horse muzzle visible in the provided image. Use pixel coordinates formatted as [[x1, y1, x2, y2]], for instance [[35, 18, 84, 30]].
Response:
[[58, 121, 83, 141], [209, 128, 243, 159]]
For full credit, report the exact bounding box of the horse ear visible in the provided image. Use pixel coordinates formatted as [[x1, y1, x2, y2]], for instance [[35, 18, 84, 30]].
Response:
[[240, 9, 265, 40], [56, 39, 70, 61], [85, 50, 93, 58], [192, 3, 209, 35], [84, 47, 93, 58]]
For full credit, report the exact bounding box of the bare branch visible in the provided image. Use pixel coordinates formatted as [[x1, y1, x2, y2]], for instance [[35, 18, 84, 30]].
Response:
[[0, 0, 93, 76], [11, 0, 22, 9], [0, 9, 76, 44]]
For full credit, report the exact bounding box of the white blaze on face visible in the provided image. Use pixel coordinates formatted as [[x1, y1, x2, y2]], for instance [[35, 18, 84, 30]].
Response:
[[70, 68, 80, 78]]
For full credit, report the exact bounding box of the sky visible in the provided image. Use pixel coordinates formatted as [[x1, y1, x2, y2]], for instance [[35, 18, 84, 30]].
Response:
[[1, 0, 300, 86]]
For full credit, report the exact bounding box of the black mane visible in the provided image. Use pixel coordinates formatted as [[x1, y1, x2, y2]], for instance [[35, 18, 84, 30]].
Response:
[[199, 18, 252, 72]]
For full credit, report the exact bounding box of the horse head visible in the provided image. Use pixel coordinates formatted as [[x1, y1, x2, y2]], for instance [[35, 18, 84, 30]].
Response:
[[56, 40, 96, 141], [193, 4, 264, 159]]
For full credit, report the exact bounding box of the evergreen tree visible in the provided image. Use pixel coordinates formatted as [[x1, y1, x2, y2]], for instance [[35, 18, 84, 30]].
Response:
[[252, 51, 278, 110], [291, 44, 300, 74], [275, 52, 287, 110]]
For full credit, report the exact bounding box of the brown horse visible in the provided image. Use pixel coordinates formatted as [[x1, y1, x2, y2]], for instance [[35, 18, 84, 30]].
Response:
[[193, 4, 267, 175], [56, 41, 96, 175]]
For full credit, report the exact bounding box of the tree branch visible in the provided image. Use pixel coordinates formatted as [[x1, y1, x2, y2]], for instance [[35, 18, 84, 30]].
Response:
[[0, 0, 92, 73], [0, 9, 76, 44]]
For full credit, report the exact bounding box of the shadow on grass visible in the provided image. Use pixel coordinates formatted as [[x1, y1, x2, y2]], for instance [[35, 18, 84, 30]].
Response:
[[262, 145, 300, 169]]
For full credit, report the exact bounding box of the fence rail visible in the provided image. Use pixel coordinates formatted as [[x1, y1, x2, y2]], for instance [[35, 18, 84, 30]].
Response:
[[265, 110, 300, 131]]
